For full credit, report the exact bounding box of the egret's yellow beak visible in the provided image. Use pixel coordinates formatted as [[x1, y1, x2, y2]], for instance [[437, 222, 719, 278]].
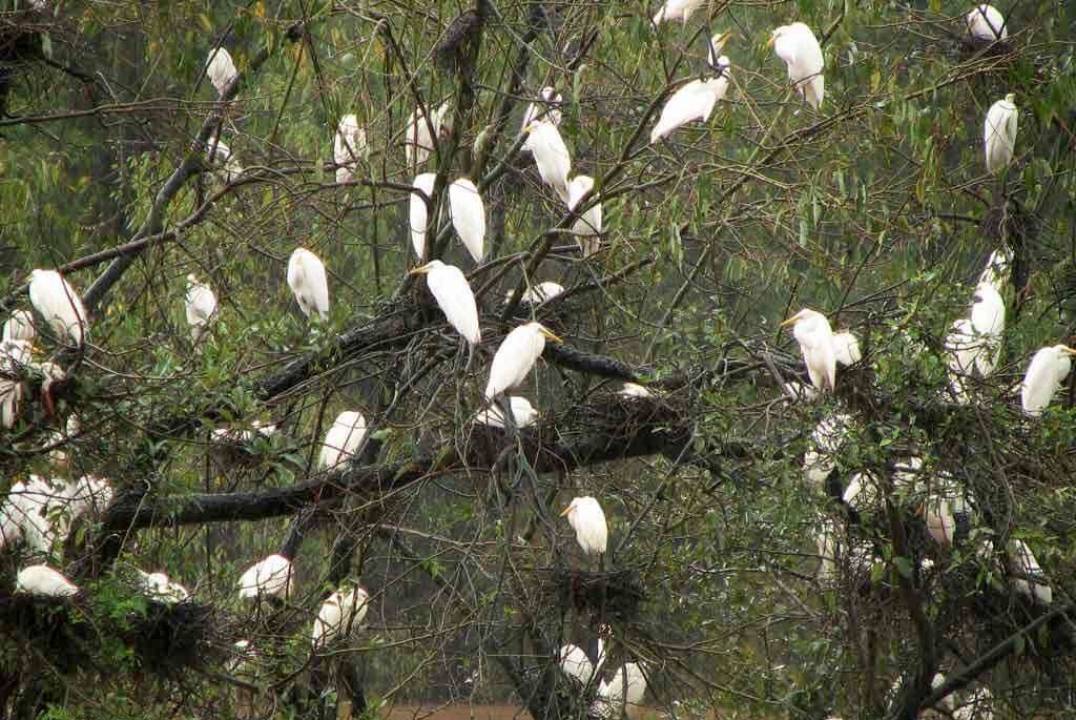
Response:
[[523, 121, 539, 134], [409, 264, 431, 276], [779, 315, 799, 328], [766, 34, 776, 48], [559, 505, 572, 517], [540, 328, 564, 344], [715, 31, 733, 45], [1063, 347, 1076, 356]]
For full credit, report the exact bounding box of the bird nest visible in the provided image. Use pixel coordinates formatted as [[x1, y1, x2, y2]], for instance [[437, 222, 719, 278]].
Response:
[[542, 567, 645, 622]]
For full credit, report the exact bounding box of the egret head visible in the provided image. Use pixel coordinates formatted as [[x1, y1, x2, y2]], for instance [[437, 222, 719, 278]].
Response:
[[559, 497, 582, 518], [186, 273, 199, 284], [780, 308, 821, 328], [537, 324, 563, 344], [767, 27, 786, 48], [1004, 92, 1015, 104], [715, 55, 732, 71], [409, 260, 445, 276], [539, 86, 561, 103], [523, 120, 543, 135], [710, 30, 732, 54]]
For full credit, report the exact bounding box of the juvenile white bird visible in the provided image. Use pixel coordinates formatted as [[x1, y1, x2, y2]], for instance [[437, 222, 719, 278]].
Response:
[[652, 0, 705, 26], [524, 121, 572, 203], [2, 310, 35, 342], [448, 178, 486, 263], [520, 86, 563, 139], [405, 101, 450, 166], [770, 23, 825, 109], [28, 269, 88, 347], [832, 331, 861, 366], [650, 62, 731, 144], [1020, 345, 1076, 416], [237, 553, 293, 600], [984, 94, 1018, 175], [594, 662, 648, 720], [475, 396, 538, 429], [409, 173, 437, 260], [185, 273, 218, 343], [205, 46, 238, 97], [512, 281, 565, 305], [205, 135, 244, 182], [484, 322, 562, 399], [138, 570, 190, 604], [410, 261, 481, 346], [16, 564, 79, 597], [567, 175, 603, 256], [319, 410, 367, 469], [0, 339, 30, 429], [334, 114, 368, 184], [560, 496, 608, 556], [312, 584, 369, 648], [619, 383, 653, 398], [969, 281, 1005, 376], [287, 248, 330, 321], [965, 4, 1008, 41], [781, 308, 836, 392], [1006, 539, 1051, 604]]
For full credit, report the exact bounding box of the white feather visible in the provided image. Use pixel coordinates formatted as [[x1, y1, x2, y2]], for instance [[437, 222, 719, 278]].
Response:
[[771, 23, 825, 109], [312, 585, 369, 648], [28, 269, 88, 347], [650, 69, 730, 144], [567, 175, 602, 257], [984, 94, 1017, 174], [185, 274, 218, 343], [561, 496, 608, 556], [448, 178, 486, 263], [237, 554, 292, 600], [319, 411, 367, 469], [419, 261, 481, 345], [16, 564, 79, 597], [409, 173, 437, 260], [205, 46, 238, 97], [333, 113, 368, 184], [287, 248, 330, 321], [484, 322, 556, 399]]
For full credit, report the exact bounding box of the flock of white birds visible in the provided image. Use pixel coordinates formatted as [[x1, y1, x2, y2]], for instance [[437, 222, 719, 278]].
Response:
[[0, 1, 1032, 715]]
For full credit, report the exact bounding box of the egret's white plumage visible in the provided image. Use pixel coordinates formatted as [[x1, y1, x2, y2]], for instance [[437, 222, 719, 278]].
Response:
[[802, 413, 852, 487], [448, 178, 486, 263], [524, 121, 571, 203], [650, 62, 731, 144], [558, 644, 597, 686], [782, 308, 836, 392], [619, 383, 653, 398], [3, 310, 35, 342], [984, 94, 1018, 175], [832, 331, 861, 366], [409, 173, 437, 260], [969, 281, 1005, 376], [1020, 345, 1076, 416], [66, 474, 113, 520], [237, 553, 292, 600], [770, 23, 824, 109], [512, 281, 565, 306], [319, 411, 367, 469], [783, 380, 819, 402], [475, 396, 538, 429], [560, 496, 608, 556], [411, 261, 481, 345], [334, 114, 368, 184], [16, 564, 79, 597], [205, 46, 238, 97], [594, 663, 648, 720], [205, 135, 243, 182], [28, 269, 87, 347], [287, 248, 330, 321], [520, 87, 563, 139], [953, 687, 994, 720], [965, 4, 1008, 41], [924, 494, 956, 547], [185, 274, 218, 343], [484, 322, 562, 399], [567, 175, 602, 257], [707, 31, 731, 69], [652, 0, 705, 26], [312, 585, 369, 648], [0, 339, 30, 429], [842, 471, 881, 515], [138, 570, 190, 604], [405, 101, 450, 166], [1006, 539, 1051, 604]]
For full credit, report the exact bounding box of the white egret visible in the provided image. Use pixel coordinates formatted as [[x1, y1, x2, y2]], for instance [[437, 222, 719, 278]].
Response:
[[211, 420, 278, 445], [802, 413, 852, 487], [782, 380, 819, 402], [409, 173, 437, 260], [594, 663, 647, 720], [319, 410, 367, 470], [707, 31, 732, 69], [559, 496, 608, 556], [567, 174, 603, 256], [954, 687, 994, 720], [312, 584, 369, 648], [410, 261, 481, 346], [333, 113, 367, 184], [652, 0, 705, 26], [558, 644, 598, 686], [842, 471, 881, 515], [769, 23, 825, 109], [1020, 345, 1076, 416], [185, 273, 218, 343], [237, 553, 293, 600], [205, 134, 243, 182], [832, 331, 861, 366], [524, 121, 572, 203], [650, 61, 731, 144], [448, 178, 486, 263], [16, 564, 79, 597], [979, 247, 1012, 287], [945, 318, 980, 401], [781, 308, 836, 392], [66, 474, 113, 519], [1006, 539, 1051, 604], [2, 476, 59, 554], [405, 101, 450, 166], [475, 396, 538, 429], [969, 281, 1005, 376], [484, 322, 562, 399], [511, 281, 565, 305], [521, 86, 563, 140], [287, 248, 330, 321], [0, 339, 30, 429], [137, 570, 190, 604], [3, 309, 35, 342], [923, 493, 956, 547], [984, 94, 1017, 175], [28, 269, 88, 347], [619, 383, 653, 398], [965, 4, 1007, 41], [205, 46, 238, 97]]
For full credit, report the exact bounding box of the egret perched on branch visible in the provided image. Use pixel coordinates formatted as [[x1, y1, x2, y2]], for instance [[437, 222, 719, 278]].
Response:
[[287, 248, 330, 321], [405, 101, 450, 166], [769, 23, 824, 109], [312, 584, 369, 648], [979, 247, 1012, 287], [781, 308, 836, 392], [185, 274, 218, 343], [567, 175, 603, 256], [137, 570, 190, 604], [0, 339, 29, 429], [484, 322, 562, 399], [560, 496, 608, 556], [3, 310, 35, 342], [205, 134, 243, 182], [984, 94, 1018, 175], [965, 4, 1008, 41], [448, 178, 486, 263], [707, 31, 732, 69], [334, 114, 368, 184], [511, 281, 564, 305], [619, 383, 653, 398], [409, 173, 436, 260], [558, 643, 601, 687], [475, 396, 538, 429], [410, 261, 481, 346], [16, 564, 79, 597], [524, 121, 572, 203], [1020, 345, 1076, 416], [205, 46, 238, 97], [650, 59, 731, 144], [652, 0, 705, 26], [28, 269, 88, 347], [969, 281, 1005, 376], [832, 331, 861, 367], [520, 86, 563, 139], [593, 663, 648, 720], [237, 553, 293, 600], [1006, 539, 1051, 604], [319, 411, 367, 469], [802, 412, 852, 487]]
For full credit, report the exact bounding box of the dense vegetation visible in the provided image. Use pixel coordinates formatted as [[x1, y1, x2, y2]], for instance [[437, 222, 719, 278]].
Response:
[[1, 0, 1075, 718]]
